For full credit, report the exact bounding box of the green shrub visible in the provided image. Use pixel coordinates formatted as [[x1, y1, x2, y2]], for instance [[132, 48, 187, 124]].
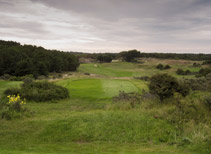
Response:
[[21, 81, 69, 102], [176, 69, 185, 75], [1, 95, 30, 120], [177, 81, 190, 97], [149, 74, 189, 101], [156, 64, 164, 70], [183, 78, 210, 91], [4, 81, 69, 102], [164, 65, 171, 69], [185, 70, 191, 75], [202, 60, 211, 65], [149, 74, 179, 101], [198, 68, 211, 77], [4, 88, 22, 96], [193, 63, 200, 67]]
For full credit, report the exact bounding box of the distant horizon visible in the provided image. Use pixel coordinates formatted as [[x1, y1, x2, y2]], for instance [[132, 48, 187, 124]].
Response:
[[0, 0, 211, 54], [1, 39, 211, 54]]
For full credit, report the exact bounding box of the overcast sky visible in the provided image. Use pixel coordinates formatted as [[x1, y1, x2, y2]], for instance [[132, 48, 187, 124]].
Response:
[[0, 0, 211, 53]]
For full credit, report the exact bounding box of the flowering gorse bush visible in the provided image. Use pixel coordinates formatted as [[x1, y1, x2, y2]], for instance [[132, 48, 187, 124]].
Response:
[[1, 94, 29, 120], [7, 95, 26, 112]]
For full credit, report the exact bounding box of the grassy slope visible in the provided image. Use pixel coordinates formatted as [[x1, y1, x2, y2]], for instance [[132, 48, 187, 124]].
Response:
[[0, 59, 206, 154]]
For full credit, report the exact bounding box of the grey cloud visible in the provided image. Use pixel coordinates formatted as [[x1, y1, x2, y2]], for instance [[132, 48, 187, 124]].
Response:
[[0, 0, 211, 53], [0, 1, 14, 6]]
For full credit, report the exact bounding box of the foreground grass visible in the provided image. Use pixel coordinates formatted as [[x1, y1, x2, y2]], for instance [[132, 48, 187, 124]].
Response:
[[0, 100, 192, 154]]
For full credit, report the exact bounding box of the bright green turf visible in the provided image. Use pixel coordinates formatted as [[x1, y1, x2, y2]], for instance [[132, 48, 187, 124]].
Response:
[[56, 78, 139, 99]]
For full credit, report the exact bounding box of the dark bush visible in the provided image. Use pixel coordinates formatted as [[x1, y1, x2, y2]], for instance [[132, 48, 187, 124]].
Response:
[[177, 81, 190, 97], [185, 70, 191, 75], [4, 81, 69, 102], [202, 60, 211, 65], [198, 68, 211, 77], [149, 74, 189, 101], [4, 88, 22, 96], [182, 78, 210, 91], [164, 65, 171, 69], [193, 63, 200, 67], [120, 50, 141, 62], [156, 64, 164, 70], [176, 69, 185, 75], [97, 54, 112, 63], [149, 74, 179, 101]]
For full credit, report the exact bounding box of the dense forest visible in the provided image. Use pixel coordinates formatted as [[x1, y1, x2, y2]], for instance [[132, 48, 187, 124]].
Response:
[[0, 40, 80, 77]]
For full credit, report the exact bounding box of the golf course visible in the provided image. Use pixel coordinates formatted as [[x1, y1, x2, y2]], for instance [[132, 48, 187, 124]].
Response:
[[0, 58, 210, 154]]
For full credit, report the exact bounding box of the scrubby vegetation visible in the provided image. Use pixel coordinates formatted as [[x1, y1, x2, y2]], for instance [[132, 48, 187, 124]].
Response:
[[149, 74, 189, 100], [4, 81, 69, 102], [156, 64, 171, 70], [0, 95, 31, 120], [176, 68, 192, 75], [97, 54, 113, 63]]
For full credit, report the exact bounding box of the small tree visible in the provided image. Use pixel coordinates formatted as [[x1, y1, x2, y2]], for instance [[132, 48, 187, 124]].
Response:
[[176, 69, 185, 75], [164, 65, 171, 70], [149, 74, 189, 101], [120, 50, 141, 62], [149, 74, 179, 101], [156, 64, 164, 70], [97, 54, 112, 63]]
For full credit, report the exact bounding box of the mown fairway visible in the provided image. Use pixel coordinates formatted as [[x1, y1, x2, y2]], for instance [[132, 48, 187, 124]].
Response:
[[78, 59, 202, 78], [0, 59, 206, 154]]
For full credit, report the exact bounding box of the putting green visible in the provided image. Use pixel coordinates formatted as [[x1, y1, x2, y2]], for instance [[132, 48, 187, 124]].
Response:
[[56, 78, 138, 99]]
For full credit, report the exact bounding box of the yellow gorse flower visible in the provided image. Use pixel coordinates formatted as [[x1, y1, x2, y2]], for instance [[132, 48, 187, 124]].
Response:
[[7, 94, 26, 105]]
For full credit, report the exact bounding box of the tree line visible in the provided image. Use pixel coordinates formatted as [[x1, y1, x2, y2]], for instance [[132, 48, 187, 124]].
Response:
[[77, 49, 211, 63], [0, 40, 79, 77]]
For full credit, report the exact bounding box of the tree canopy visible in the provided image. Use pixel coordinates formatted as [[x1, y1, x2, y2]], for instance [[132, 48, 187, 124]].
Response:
[[0, 40, 80, 77]]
